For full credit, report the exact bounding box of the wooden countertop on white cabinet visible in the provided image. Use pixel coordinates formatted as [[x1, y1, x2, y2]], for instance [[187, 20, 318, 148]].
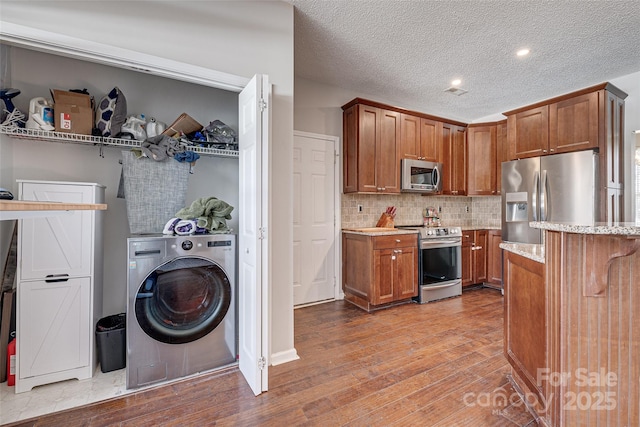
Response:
[[0, 200, 107, 220]]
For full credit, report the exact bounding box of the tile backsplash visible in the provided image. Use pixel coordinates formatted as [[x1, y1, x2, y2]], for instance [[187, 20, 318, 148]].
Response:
[[341, 194, 501, 229]]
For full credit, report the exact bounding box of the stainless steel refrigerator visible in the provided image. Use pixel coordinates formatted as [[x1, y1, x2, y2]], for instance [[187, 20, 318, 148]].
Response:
[[501, 150, 599, 244]]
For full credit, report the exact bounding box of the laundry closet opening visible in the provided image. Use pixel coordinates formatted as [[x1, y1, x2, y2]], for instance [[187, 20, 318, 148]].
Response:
[[0, 32, 269, 396]]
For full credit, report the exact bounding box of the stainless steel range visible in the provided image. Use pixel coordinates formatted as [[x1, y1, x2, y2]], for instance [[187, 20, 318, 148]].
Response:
[[399, 226, 463, 303]]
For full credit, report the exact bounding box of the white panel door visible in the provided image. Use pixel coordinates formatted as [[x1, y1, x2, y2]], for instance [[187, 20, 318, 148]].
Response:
[[293, 132, 337, 305], [238, 74, 270, 395]]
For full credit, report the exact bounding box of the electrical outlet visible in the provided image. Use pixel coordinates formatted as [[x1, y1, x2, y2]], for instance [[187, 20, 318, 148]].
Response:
[[465, 206, 470, 213], [438, 206, 442, 213], [357, 204, 363, 213]]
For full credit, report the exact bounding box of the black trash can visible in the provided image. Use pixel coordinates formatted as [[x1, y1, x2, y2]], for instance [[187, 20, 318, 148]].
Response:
[[95, 313, 126, 373]]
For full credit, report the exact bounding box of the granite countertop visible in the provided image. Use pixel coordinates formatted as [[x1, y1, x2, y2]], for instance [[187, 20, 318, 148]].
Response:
[[342, 227, 419, 236], [499, 242, 545, 264], [531, 222, 640, 236]]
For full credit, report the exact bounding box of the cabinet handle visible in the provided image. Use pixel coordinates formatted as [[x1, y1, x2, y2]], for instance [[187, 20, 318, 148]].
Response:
[[463, 235, 470, 238], [543, 149, 548, 153], [393, 249, 403, 254], [45, 274, 70, 283], [395, 239, 401, 243], [550, 148, 555, 152]]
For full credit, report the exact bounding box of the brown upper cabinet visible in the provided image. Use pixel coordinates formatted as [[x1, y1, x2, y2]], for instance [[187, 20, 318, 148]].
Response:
[[342, 103, 402, 194], [496, 120, 507, 194], [342, 98, 467, 194], [467, 124, 497, 195], [441, 123, 467, 195], [400, 114, 441, 162], [506, 105, 549, 159], [504, 83, 626, 161], [549, 91, 598, 153]]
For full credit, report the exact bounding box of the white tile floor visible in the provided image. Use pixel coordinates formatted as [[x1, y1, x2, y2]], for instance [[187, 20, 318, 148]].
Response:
[[0, 367, 131, 424]]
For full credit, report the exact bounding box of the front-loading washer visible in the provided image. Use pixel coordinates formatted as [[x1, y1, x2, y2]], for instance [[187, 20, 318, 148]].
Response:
[[126, 234, 236, 389]]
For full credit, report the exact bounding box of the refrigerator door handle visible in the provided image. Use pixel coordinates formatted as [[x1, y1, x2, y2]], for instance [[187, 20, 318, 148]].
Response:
[[532, 171, 539, 221], [540, 170, 548, 221]]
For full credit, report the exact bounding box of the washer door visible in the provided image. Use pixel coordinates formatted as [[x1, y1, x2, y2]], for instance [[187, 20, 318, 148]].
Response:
[[135, 256, 231, 344]]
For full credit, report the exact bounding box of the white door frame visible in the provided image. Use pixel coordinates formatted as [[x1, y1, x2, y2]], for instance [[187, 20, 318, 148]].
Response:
[[293, 130, 342, 302]]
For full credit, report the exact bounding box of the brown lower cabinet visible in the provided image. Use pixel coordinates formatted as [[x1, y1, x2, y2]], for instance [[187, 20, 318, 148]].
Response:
[[461, 229, 487, 288], [342, 232, 417, 312], [486, 229, 503, 288]]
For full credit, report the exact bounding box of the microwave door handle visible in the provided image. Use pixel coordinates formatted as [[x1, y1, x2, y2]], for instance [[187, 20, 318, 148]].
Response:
[[433, 166, 440, 188], [540, 169, 548, 221], [532, 171, 539, 221]]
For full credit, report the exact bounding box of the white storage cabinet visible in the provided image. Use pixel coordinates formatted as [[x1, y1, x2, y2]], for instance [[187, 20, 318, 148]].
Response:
[[15, 180, 105, 393]]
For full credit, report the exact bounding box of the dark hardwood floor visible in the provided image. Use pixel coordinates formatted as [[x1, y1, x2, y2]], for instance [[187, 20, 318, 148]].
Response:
[[6, 288, 537, 426]]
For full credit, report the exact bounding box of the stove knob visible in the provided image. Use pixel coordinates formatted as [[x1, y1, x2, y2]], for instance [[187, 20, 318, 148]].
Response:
[[427, 229, 433, 235]]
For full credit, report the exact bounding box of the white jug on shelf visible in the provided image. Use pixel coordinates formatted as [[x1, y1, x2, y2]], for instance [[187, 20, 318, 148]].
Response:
[[146, 117, 167, 138]]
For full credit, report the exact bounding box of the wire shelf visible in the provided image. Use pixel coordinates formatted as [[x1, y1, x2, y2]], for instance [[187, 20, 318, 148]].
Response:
[[0, 125, 239, 158]]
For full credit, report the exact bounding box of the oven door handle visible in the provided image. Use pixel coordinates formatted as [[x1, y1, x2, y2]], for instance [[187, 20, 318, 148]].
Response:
[[419, 240, 462, 249]]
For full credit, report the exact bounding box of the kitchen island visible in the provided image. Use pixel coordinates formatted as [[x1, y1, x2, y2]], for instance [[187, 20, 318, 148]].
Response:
[[500, 222, 640, 426]]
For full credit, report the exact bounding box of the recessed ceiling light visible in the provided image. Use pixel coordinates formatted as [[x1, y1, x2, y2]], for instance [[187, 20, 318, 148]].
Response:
[[517, 48, 530, 57], [451, 79, 462, 86]]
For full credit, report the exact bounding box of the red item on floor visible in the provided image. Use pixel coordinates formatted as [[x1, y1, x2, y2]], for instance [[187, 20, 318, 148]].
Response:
[[7, 337, 15, 386]]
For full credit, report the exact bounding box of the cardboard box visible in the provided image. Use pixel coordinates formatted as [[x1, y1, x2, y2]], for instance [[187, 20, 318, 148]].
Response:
[[52, 90, 93, 135], [162, 113, 202, 138]]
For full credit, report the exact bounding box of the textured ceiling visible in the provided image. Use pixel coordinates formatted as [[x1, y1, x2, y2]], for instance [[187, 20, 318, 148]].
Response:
[[289, 0, 640, 123]]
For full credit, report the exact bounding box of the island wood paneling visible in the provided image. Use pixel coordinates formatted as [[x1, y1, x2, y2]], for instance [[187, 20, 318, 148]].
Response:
[[545, 231, 640, 426]]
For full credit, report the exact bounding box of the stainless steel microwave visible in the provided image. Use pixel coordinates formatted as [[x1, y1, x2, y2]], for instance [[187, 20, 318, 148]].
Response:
[[401, 159, 443, 193]]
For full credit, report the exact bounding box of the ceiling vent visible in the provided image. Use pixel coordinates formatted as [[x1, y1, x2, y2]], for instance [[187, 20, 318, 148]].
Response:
[[444, 86, 468, 96]]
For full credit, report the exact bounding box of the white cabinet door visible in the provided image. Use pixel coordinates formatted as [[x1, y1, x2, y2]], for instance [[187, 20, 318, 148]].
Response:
[[238, 74, 270, 396], [18, 276, 91, 378], [18, 182, 95, 280]]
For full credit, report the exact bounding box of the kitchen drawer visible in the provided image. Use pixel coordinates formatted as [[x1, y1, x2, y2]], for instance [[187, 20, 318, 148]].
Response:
[[373, 234, 417, 249]]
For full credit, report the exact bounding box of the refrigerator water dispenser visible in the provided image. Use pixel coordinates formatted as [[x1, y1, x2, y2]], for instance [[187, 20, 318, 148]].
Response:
[[505, 192, 529, 222]]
